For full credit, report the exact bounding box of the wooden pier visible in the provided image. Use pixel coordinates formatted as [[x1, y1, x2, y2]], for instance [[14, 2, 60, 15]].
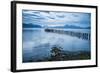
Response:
[[45, 28, 90, 40]]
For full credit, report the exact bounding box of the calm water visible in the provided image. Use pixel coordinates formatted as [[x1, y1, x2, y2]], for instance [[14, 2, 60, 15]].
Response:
[[22, 28, 91, 62]]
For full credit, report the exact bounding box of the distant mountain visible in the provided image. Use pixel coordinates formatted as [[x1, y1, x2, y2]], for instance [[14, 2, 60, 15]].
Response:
[[84, 27, 91, 29], [23, 23, 90, 29], [49, 25, 91, 29], [23, 23, 42, 28], [64, 25, 91, 29]]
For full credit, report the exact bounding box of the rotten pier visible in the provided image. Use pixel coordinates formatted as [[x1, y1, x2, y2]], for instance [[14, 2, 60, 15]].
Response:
[[45, 28, 90, 40]]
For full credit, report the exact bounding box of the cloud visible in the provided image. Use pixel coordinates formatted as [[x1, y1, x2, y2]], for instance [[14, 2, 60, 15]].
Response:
[[22, 10, 91, 27]]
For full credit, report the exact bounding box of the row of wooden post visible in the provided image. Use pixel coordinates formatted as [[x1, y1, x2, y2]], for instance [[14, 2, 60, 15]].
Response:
[[45, 29, 90, 40]]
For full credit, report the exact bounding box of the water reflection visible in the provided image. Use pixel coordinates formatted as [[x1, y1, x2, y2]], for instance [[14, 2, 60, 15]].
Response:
[[23, 28, 91, 62]]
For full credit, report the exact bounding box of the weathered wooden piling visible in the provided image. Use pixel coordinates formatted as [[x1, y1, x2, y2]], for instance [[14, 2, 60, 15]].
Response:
[[45, 28, 90, 40]]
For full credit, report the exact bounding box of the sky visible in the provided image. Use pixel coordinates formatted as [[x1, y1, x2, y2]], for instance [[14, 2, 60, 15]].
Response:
[[22, 10, 91, 28]]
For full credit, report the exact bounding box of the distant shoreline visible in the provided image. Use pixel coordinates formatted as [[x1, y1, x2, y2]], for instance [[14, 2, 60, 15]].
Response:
[[23, 28, 90, 30]]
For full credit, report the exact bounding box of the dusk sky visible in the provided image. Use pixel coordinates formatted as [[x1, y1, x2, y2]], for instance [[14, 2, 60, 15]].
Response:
[[22, 10, 91, 28]]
